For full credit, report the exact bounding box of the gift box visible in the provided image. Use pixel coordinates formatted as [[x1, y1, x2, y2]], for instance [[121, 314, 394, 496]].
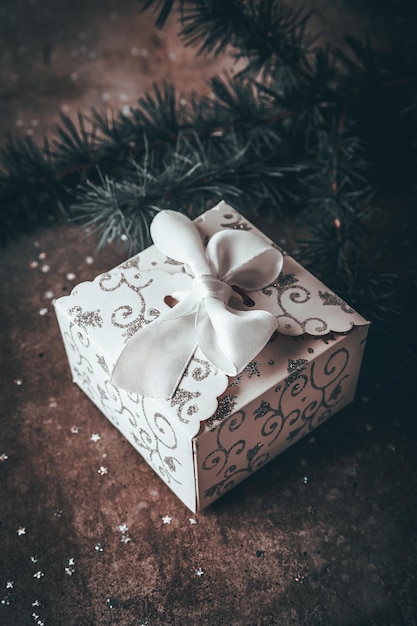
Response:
[[54, 201, 369, 512]]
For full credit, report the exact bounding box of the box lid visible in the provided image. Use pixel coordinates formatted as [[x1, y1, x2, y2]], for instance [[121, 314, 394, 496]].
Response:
[[56, 202, 368, 439]]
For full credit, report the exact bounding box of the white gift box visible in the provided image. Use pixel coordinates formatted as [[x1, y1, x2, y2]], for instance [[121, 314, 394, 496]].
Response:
[[54, 202, 369, 512]]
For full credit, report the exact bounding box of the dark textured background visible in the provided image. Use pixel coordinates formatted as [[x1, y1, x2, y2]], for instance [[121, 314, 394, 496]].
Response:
[[1, 2, 416, 625]]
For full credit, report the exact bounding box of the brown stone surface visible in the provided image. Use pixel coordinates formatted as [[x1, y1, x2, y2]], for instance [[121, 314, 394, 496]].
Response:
[[1, 2, 416, 625]]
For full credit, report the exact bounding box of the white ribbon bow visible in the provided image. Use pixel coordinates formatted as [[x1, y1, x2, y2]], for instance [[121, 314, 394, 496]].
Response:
[[111, 210, 283, 399]]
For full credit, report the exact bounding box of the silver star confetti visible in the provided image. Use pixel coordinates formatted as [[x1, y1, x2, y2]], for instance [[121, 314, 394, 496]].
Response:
[[95, 544, 104, 552], [5, 581, 14, 589], [120, 535, 131, 544], [194, 567, 204, 577], [189, 518, 197, 525], [0, 453, 8, 461], [90, 433, 101, 442], [118, 524, 128, 533], [161, 515, 172, 525], [17, 527, 26, 535], [98, 466, 108, 475], [33, 571, 44, 579]]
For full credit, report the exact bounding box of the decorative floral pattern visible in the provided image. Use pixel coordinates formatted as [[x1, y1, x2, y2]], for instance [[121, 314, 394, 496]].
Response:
[[54, 201, 369, 512]]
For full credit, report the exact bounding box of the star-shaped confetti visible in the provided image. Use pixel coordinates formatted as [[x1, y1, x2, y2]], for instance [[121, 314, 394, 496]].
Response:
[[120, 535, 131, 544], [65, 566, 75, 576], [188, 518, 197, 525], [33, 571, 44, 579], [68, 557, 75, 566], [5, 581, 14, 589], [194, 567, 204, 577], [16, 527, 26, 536], [30, 555, 38, 564], [161, 515, 172, 525], [70, 425, 79, 434], [98, 466, 108, 475], [0, 453, 8, 462], [118, 523, 128, 533], [91, 433, 101, 442], [95, 544, 104, 552]]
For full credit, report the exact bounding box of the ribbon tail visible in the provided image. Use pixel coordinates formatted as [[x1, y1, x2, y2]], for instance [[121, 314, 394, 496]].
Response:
[[196, 299, 278, 376], [111, 298, 197, 399]]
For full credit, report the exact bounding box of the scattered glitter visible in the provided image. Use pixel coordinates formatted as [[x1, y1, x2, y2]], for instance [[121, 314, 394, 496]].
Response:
[[39, 308, 48, 316], [41, 264, 50, 273], [98, 466, 108, 475], [387, 444, 396, 452], [30, 261, 39, 269], [118, 524, 128, 533], [66, 272, 76, 280], [38, 252, 46, 260], [188, 518, 197, 525], [15, 378, 23, 386], [0, 453, 8, 461], [33, 571, 44, 579], [54, 509, 63, 518], [120, 233, 128, 241], [85, 256, 94, 264], [106, 597, 118, 608], [17, 527, 26, 535], [1, 595, 12, 606], [32, 600, 42, 607], [120, 535, 131, 544], [294, 574, 305, 583], [95, 544, 104, 552], [194, 567, 204, 577], [44, 290, 54, 299], [302, 476, 309, 484], [307, 505, 317, 515], [5, 581, 14, 589], [70, 425, 79, 434], [65, 566, 75, 576], [91, 433, 101, 443], [162, 515, 172, 525], [30, 556, 39, 563], [256, 549, 265, 558]]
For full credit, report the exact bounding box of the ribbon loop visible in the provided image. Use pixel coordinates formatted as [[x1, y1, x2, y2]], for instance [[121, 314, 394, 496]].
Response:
[[111, 209, 284, 399]]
